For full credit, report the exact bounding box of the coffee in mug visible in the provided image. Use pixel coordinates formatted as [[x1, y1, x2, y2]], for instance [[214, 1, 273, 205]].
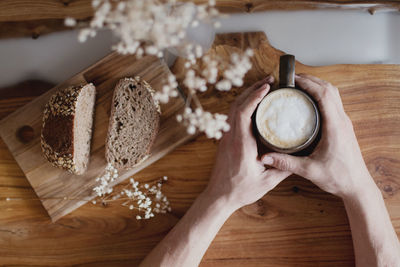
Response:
[[254, 54, 321, 154], [255, 88, 318, 150]]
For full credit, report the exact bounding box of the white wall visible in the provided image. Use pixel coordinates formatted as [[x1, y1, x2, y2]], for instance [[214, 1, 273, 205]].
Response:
[[0, 10, 399, 89]]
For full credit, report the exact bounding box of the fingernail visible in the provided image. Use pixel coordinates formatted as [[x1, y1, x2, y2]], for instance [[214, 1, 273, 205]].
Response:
[[259, 83, 268, 90], [262, 156, 273, 165]]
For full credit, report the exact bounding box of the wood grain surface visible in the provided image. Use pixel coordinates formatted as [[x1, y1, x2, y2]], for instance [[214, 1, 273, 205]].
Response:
[[0, 53, 190, 222], [1, 0, 399, 38], [0, 31, 399, 266]]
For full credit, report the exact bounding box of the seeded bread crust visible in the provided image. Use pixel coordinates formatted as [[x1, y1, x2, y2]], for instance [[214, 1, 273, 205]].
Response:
[[105, 76, 161, 169], [41, 84, 94, 174]]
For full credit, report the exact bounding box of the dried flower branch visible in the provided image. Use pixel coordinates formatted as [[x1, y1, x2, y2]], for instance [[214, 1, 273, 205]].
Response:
[[92, 164, 171, 219], [177, 107, 230, 139], [65, 0, 254, 141], [61, 0, 255, 220], [3, 171, 171, 221]]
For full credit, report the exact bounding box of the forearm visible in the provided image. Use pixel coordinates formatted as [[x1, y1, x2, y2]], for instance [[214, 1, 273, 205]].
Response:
[[343, 176, 400, 267], [140, 189, 236, 267]]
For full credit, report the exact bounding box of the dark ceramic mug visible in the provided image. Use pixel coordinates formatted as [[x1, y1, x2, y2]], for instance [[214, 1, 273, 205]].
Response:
[[254, 54, 321, 155]]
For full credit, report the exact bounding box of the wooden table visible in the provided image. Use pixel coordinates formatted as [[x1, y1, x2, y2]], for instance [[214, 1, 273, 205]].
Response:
[[1, 2, 400, 266], [1, 32, 400, 266], [1, 0, 400, 38], [0, 84, 356, 266]]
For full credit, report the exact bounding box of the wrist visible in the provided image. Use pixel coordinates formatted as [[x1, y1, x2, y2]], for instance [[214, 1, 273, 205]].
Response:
[[338, 166, 377, 198], [342, 177, 381, 205], [201, 185, 240, 214]]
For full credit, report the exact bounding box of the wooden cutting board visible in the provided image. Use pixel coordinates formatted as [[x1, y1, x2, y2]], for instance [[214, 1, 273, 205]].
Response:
[[0, 53, 191, 222]]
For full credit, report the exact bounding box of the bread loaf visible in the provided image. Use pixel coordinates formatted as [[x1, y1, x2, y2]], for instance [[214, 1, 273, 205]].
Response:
[[106, 77, 160, 169], [41, 84, 96, 175]]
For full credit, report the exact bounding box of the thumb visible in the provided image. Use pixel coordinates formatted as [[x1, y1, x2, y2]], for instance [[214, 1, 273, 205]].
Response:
[[262, 153, 310, 178]]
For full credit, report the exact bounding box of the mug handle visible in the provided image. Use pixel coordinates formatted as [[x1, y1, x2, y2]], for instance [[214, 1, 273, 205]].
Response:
[[279, 54, 295, 88]]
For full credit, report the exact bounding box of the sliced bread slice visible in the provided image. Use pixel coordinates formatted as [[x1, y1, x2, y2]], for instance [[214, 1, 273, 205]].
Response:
[[41, 83, 96, 175], [106, 77, 161, 169]]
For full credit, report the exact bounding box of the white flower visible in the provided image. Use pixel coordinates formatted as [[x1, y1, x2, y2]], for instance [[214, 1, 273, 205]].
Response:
[[74, 1, 257, 222], [195, 45, 203, 58], [216, 79, 232, 91], [92, 0, 101, 8], [178, 107, 230, 139], [145, 46, 158, 55], [93, 163, 118, 197], [191, 20, 199, 27], [64, 17, 77, 27], [93, 173, 173, 220], [154, 74, 179, 103], [78, 0, 219, 58], [184, 69, 207, 92], [78, 28, 91, 43], [187, 125, 196, 134], [201, 55, 218, 83], [213, 21, 221, 28], [216, 49, 253, 91], [117, 2, 126, 11]]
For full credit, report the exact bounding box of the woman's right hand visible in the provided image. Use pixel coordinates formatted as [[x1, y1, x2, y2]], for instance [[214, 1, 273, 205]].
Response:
[[261, 73, 376, 198]]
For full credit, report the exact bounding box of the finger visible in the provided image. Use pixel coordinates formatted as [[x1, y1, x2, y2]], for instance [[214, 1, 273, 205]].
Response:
[[235, 76, 274, 106], [238, 83, 270, 119], [263, 168, 291, 190], [227, 105, 237, 126], [301, 74, 347, 117], [230, 76, 273, 125], [232, 83, 270, 148], [296, 74, 345, 122], [296, 73, 332, 89], [247, 75, 274, 91], [295, 74, 325, 104], [297, 73, 342, 103], [262, 152, 311, 178]]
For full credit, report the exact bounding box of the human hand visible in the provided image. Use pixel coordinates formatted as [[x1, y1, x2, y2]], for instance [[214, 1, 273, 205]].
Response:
[[261, 74, 375, 199], [205, 76, 291, 210]]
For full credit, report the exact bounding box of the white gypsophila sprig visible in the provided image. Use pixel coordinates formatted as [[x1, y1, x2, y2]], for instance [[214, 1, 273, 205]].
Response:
[[175, 48, 253, 139], [154, 74, 179, 103], [216, 48, 254, 91], [183, 69, 208, 92], [65, 1, 257, 154], [93, 163, 118, 197], [201, 55, 219, 83], [177, 107, 230, 139], [64, 17, 77, 27], [92, 165, 171, 220], [64, 1, 256, 141], [66, 0, 219, 59], [122, 176, 171, 220], [182, 48, 253, 93]]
